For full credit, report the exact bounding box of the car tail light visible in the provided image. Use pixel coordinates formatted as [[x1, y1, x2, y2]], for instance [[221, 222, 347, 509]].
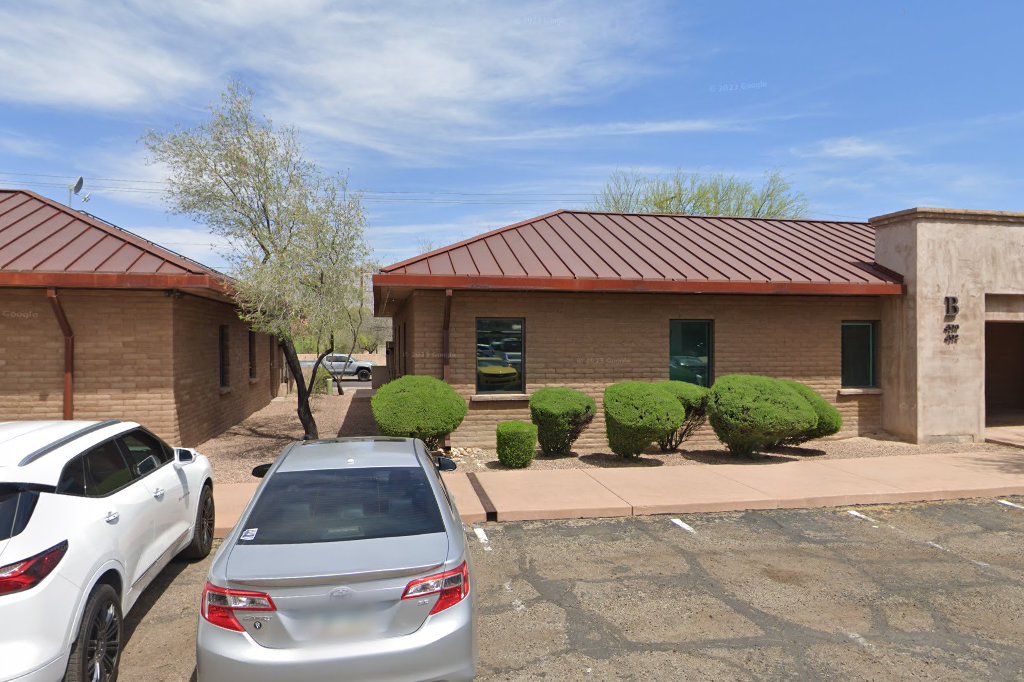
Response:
[[201, 582, 276, 632], [402, 561, 470, 615], [0, 540, 68, 597]]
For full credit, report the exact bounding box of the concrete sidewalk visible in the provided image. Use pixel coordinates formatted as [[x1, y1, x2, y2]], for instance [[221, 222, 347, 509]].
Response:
[[211, 450, 1024, 537]]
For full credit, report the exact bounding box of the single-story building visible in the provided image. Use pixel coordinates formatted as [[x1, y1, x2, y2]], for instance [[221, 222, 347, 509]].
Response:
[[0, 189, 286, 446], [373, 208, 1024, 449]]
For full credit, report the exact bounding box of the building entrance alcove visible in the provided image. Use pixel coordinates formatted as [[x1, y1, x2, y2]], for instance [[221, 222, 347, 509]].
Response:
[[985, 321, 1024, 446]]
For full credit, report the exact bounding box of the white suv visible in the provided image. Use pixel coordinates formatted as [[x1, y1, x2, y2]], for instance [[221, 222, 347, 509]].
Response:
[[0, 420, 215, 681]]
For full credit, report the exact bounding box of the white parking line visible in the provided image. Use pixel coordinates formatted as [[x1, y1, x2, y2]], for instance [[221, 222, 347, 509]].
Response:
[[998, 499, 1024, 510], [473, 526, 492, 551], [671, 518, 697, 534], [846, 510, 879, 524]]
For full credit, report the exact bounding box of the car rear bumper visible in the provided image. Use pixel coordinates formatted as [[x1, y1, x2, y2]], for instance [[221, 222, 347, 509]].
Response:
[[196, 600, 475, 682]]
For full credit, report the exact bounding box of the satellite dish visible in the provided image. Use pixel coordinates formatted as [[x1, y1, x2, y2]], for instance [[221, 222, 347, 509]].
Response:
[[72, 177, 84, 195]]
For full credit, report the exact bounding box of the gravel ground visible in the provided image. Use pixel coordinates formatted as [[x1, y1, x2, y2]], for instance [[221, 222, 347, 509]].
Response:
[[196, 393, 350, 483], [451, 436, 1023, 474], [198, 392, 1021, 481]]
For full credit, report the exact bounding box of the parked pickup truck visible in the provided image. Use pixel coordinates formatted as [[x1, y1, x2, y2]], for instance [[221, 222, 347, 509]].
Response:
[[322, 354, 374, 381]]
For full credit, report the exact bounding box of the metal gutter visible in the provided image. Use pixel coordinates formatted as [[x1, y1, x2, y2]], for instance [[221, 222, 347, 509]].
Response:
[[46, 288, 74, 420]]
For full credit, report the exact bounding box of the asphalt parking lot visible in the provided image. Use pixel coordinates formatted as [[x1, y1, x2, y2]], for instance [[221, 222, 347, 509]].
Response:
[[120, 497, 1024, 681]]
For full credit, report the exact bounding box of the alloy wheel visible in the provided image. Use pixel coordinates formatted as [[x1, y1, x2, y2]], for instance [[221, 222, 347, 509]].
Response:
[[85, 603, 120, 682]]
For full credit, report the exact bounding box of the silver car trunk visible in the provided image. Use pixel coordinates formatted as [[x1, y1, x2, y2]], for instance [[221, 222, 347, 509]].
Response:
[[224, 532, 450, 648]]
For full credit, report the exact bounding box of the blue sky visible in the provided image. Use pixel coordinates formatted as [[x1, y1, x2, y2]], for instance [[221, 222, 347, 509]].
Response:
[[1, 1, 1022, 271]]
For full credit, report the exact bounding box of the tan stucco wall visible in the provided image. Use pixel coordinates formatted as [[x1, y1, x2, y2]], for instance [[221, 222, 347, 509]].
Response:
[[873, 209, 1024, 442]]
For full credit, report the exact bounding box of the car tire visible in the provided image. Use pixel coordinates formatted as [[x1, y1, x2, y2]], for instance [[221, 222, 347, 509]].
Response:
[[357, 368, 371, 382], [179, 484, 215, 560], [65, 584, 122, 682]]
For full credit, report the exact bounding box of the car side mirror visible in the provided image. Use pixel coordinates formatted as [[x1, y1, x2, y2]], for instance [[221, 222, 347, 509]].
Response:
[[251, 463, 272, 478], [173, 448, 195, 469], [436, 456, 457, 472]]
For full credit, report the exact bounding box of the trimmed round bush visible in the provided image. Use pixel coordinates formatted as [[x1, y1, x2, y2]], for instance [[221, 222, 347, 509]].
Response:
[[654, 381, 710, 451], [371, 375, 468, 450], [496, 421, 537, 468], [529, 388, 597, 456], [603, 382, 685, 458], [707, 375, 817, 456], [778, 380, 843, 445]]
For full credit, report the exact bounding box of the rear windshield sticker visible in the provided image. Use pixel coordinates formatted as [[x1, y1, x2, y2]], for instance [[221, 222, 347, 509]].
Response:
[[240, 527, 258, 541]]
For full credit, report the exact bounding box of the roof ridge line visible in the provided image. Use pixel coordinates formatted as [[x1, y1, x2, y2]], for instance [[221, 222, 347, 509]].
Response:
[[561, 209, 867, 225]]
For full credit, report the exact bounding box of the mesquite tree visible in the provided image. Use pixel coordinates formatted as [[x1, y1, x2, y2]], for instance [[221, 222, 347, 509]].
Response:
[[144, 82, 369, 439], [592, 169, 808, 218]]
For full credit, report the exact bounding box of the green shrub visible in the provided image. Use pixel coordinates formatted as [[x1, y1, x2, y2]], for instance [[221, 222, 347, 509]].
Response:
[[496, 421, 537, 468], [707, 375, 817, 456], [603, 382, 685, 458], [529, 388, 597, 456], [777, 380, 843, 445], [371, 376, 468, 449], [654, 381, 710, 451], [310, 366, 334, 395]]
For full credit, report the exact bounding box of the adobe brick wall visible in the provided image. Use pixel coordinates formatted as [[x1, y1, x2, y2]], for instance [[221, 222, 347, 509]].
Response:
[[0, 287, 276, 448], [392, 290, 885, 450], [171, 294, 276, 447], [0, 288, 178, 437], [0, 288, 77, 421]]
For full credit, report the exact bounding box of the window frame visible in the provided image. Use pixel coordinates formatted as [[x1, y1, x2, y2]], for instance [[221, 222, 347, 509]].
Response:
[[841, 320, 879, 388], [668, 319, 714, 388], [219, 324, 231, 388], [117, 428, 174, 478], [475, 317, 526, 394]]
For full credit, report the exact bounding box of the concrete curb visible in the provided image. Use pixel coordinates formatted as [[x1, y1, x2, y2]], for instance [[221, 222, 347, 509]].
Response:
[[211, 451, 1024, 537]]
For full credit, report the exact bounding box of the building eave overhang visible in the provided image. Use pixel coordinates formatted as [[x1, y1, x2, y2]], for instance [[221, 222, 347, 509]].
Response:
[[0, 271, 234, 302], [373, 273, 905, 314]]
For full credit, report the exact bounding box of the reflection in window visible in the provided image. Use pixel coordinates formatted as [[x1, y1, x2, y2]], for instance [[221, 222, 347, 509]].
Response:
[[476, 318, 524, 393], [669, 320, 713, 387], [842, 321, 878, 387]]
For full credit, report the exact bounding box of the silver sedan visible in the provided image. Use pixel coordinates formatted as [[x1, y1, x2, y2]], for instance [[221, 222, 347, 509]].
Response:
[[196, 437, 476, 681]]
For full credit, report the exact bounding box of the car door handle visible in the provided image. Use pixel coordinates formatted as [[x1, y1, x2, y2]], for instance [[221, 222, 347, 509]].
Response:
[[152, 487, 165, 499], [105, 511, 120, 523]]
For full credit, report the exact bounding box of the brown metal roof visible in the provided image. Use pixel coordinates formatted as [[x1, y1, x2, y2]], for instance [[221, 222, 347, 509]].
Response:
[[0, 189, 229, 296], [374, 210, 903, 311]]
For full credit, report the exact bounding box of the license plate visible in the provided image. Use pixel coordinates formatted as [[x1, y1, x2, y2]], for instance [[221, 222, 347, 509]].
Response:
[[295, 609, 377, 640]]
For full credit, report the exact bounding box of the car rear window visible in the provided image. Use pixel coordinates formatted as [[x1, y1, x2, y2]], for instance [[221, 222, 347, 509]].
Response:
[[239, 467, 445, 545], [0, 489, 39, 542]]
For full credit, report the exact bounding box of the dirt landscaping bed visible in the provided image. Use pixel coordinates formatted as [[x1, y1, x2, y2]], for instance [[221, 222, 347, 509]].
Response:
[[449, 436, 1023, 473], [196, 390, 377, 483], [198, 389, 1021, 482]]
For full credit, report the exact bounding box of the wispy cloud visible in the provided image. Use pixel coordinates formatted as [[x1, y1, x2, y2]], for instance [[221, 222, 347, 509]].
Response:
[[794, 136, 907, 160], [476, 118, 748, 143], [0, 1, 672, 158], [0, 130, 58, 159]]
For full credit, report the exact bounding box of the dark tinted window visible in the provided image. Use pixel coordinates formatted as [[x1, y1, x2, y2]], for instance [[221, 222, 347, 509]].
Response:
[[84, 442, 135, 497], [120, 430, 171, 475], [239, 467, 444, 545], [842, 321, 878, 387], [669, 320, 713, 387], [476, 318, 524, 393], [57, 457, 87, 495], [0, 489, 39, 541]]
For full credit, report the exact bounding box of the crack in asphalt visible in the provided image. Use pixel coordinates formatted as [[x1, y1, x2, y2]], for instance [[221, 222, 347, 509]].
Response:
[[473, 498, 1024, 680]]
